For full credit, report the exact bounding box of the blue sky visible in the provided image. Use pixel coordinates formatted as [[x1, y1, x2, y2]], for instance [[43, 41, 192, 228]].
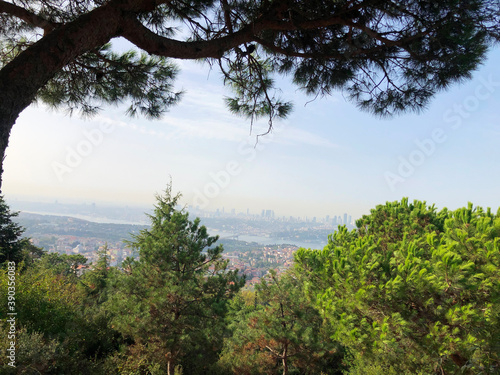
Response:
[[4, 45, 500, 220]]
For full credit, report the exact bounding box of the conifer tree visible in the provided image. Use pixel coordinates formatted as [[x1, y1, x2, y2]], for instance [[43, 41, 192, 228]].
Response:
[[1, 1, 500, 187], [295, 199, 500, 374], [105, 186, 244, 374], [0, 195, 25, 264], [81, 244, 112, 303], [221, 270, 345, 375]]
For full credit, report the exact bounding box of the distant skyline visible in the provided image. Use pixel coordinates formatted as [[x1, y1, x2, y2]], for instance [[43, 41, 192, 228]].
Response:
[[7, 197, 354, 227], [4, 41, 500, 220]]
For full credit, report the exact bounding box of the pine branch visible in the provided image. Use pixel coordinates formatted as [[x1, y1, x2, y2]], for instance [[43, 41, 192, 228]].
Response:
[[119, 14, 256, 59], [0, 0, 57, 32]]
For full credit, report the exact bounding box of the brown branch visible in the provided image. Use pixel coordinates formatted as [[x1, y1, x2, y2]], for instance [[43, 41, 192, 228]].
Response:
[[0, 0, 58, 32], [254, 36, 406, 61], [119, 2, 430, 62], [265, 345, 283, 358], [258, 14, 432, 52], [119, 14, 256, 59], [221, 0, 233, 34], [258, 14, 398, 44]]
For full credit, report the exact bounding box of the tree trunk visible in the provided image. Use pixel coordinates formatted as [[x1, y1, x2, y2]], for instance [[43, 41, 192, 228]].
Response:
[[450, 352, 468, 369], [0, 108, 19, 191], [282, 344, 288, 375]]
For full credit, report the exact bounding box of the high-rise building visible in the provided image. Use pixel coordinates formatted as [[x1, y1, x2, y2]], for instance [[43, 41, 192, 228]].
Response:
[[343, 213, 348, 225], [265, 209, 274, 218]]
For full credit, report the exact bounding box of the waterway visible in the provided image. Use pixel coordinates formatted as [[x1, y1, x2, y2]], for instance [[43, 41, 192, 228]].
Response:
[[20, 210, 329, 249], [20, 210, 149, 226], [210, 229, 328, 250]]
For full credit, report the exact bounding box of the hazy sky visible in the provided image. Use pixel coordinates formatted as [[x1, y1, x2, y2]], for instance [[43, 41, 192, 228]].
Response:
[[4, 44, 500, 219]]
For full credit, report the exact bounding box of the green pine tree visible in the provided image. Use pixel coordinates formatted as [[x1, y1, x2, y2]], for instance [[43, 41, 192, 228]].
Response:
[[221, 270, 345, 375], [105, 185, 245, 374], [0, 195, 25, 265], [295, 199, 500, 374]]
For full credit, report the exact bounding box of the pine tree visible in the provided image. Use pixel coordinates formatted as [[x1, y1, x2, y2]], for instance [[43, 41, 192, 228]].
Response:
[[0, 195, 25, 264], [105, 185, 244, 374], [295, 199, 500, 374], [221, 270, 345, 375], [80, 244, 112, 303], [1, 1, 500, 187]]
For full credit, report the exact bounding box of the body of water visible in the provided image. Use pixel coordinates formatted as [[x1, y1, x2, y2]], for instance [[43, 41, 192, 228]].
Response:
[[20, 210, 329, 249], [210, 229, 328, 250], [20, 210, 149, 226]]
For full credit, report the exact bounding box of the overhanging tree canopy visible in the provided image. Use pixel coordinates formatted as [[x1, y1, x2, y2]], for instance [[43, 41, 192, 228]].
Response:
[[1, 0, 499, 187]]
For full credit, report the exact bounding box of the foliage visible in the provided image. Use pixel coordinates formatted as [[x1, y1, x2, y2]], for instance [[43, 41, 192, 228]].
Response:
[[35, 252, 88, 279], [0, 240, 123, 373], [220, 270, 345, 375], [0, 264, 111, 374], [0, 265, 83, 337], [1, 1, 500, 124], [0, 196, 46, 269], [0, 326, 104, 375], [295, 199, 500, 374], [37, 44, 183, 118], [18, 238, 45, 268], [80, 244, 113, 303], [104, 186, 245, 374], [0, 195, 25, 264], [2, 193, 499, 374]]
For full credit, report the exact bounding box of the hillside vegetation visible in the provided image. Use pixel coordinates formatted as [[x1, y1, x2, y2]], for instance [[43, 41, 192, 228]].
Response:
[[1, 193, 499, 374]]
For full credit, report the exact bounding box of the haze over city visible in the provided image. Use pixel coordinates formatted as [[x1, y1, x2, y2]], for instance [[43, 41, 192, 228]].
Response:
[[4, 44, 500, 219]]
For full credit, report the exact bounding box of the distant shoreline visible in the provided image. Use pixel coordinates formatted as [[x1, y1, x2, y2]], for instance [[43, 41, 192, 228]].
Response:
[[19, 210, 149, 226], [19, 211, 328, 249]]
